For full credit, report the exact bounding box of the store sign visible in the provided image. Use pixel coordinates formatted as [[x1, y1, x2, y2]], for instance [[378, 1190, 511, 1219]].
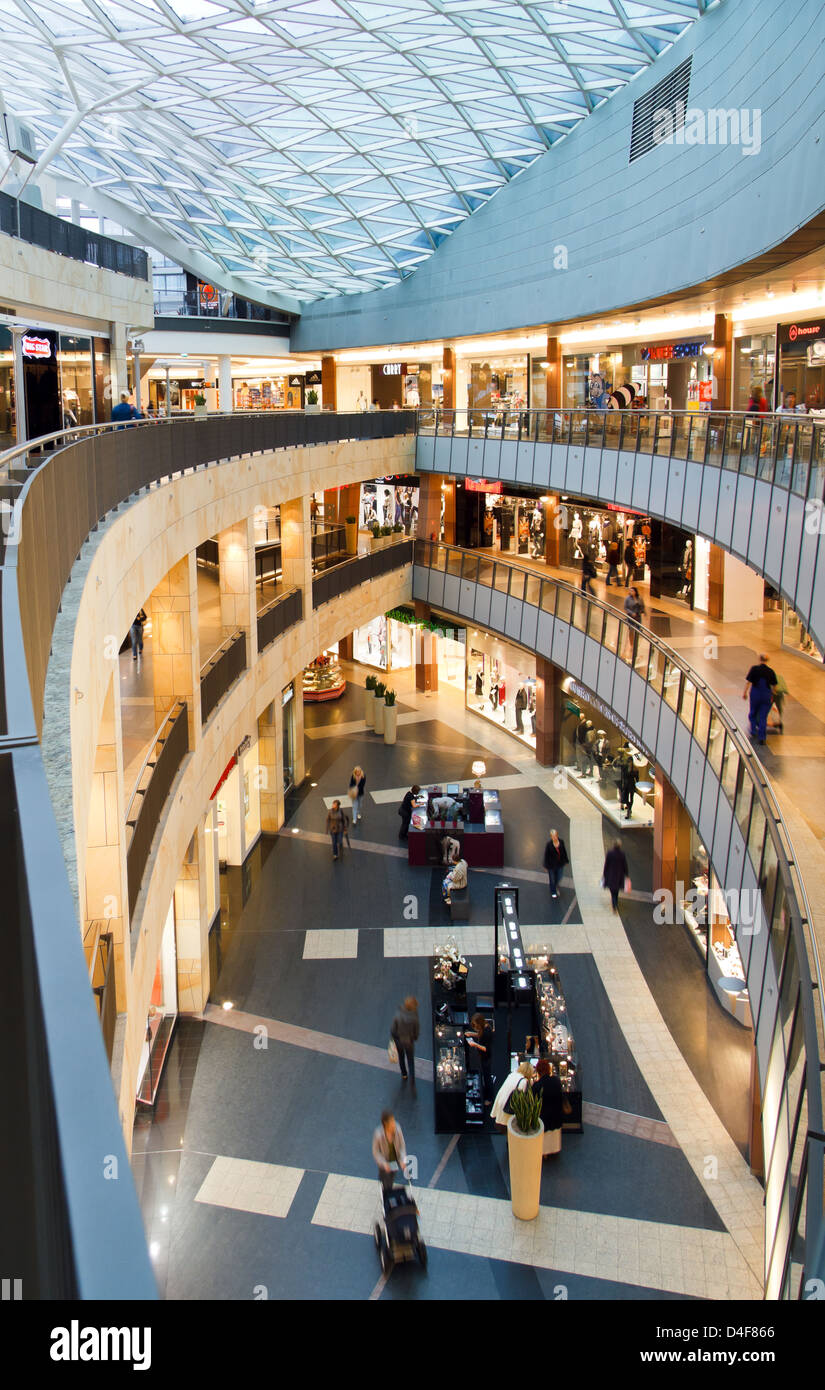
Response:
[[288, 376, 303, 387], [640, 341, 704, 362], [305, 370, 322, 385], [565, 680, 654, 762], [465, 478, 503, 494], [781, 321, 822, 345], [382, 363, 404, 376], [198, 282, 218, 309], [22, 333, 51, 359]]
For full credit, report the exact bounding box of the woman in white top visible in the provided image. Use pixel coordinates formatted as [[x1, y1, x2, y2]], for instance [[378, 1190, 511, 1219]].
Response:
[[491, 1061, 534, 1126]]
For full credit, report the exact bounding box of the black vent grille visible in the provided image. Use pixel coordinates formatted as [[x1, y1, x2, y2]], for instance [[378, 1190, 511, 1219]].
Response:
[[629, 56, 692, 163]]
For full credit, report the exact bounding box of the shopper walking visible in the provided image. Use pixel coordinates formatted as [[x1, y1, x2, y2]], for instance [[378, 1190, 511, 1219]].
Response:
[[618, 752, 638, 821], [397, 784, 420, 839], [372, 1111, 407, 1195], [743, 653, 777, 746], [580, 551, 597, 594], [606, 539, 621, 586], [623, 538, 636, 586], [602, 840, 629, 914], [543, 828, 569, 899], [129, 608, 147, 662], [390, 996, 420, 1090], [348, 764, 366, 824], [465, 1012, 494, 1106], [623, 585, 644, 659], [326, 798, 349, 860]]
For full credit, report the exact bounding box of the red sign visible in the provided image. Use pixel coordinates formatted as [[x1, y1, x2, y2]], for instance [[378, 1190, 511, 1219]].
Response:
[[199, 281, 218, 308], [22, 333, 51, 359], [465, 478, 502, 493], [788, 322, 821, 341], [699, 381, 713, 402]]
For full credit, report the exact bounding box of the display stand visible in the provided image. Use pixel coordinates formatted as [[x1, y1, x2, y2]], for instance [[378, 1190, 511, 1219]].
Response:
[[408, 784, 503, 866], [303, 655, 346, 702]]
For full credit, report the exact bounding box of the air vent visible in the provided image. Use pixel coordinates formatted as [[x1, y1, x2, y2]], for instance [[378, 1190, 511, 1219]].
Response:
[[3, 114, 37, 165], [629, 56, 692, 163]]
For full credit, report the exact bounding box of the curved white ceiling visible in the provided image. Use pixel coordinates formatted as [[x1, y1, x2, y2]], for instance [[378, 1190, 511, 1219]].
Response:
[[1, 0, 704, 302]]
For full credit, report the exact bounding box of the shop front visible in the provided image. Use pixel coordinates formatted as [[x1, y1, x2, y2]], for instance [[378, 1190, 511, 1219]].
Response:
[[563, 336, 711, 411], [669, 814, 752, 1028], [358, 477, 419, 535], [455, 353, 528, 424], [466, 629, 536, 751], [0, 327, 16, 447], [559, 677, 656, 827], [733, 331, 776, 411], [781, 602, 824, 664], [776, 318, 825, 413], [556, 499, 650, 580], [352, 613, 414, 671]]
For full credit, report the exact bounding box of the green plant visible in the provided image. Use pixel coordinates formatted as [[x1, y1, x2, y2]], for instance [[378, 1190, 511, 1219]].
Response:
[[306, 388, 319, 405], [371, 523, 382, 538], [392, 523, 403, 533], [374, 681, 386, 698], [365, 674, 377, 691], [384, 688, 396, 706], [509, 1085, 542, 1136], [381, 525, 392, 536], [194, 392, 206, 406], [346, 515, 357, 525]]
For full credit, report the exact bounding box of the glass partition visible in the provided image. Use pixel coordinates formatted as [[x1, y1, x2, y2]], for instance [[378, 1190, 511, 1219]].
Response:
[[604, 611, 620, 653], [525, 573, 541, 607]]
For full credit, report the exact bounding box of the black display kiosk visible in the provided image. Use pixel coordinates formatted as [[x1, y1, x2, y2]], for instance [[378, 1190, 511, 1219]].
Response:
[[430, 887, 583, 1134]]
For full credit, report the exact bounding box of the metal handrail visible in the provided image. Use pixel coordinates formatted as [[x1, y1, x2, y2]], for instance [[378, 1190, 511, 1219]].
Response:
[[417, 538, 825, 1027], [125, 698, 187, 832], [199, 626, 245, 679]]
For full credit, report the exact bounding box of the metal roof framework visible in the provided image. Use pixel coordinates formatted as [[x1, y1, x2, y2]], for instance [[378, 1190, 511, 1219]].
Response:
[[0, 0, 706, 305]]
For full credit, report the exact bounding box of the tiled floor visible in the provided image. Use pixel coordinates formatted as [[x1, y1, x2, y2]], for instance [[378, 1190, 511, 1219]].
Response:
[[133, 656, 778, 1300]]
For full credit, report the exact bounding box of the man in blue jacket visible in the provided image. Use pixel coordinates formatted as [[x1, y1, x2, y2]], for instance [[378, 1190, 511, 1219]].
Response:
[[111, 392, 142, 428]]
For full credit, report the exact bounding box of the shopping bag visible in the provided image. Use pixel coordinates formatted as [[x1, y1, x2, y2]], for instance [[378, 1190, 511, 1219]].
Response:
[[624, 876, 632, 893], [388, 1038, 398, 1064]]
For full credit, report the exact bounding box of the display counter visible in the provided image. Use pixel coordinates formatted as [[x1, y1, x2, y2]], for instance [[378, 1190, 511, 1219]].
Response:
[[408, 785, 503, 867], [303, 655, 346, 702]]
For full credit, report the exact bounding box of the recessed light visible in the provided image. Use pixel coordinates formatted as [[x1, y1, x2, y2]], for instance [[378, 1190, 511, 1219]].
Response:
[[292, 827, 300, 834], [222, 1000, 234, 1011]]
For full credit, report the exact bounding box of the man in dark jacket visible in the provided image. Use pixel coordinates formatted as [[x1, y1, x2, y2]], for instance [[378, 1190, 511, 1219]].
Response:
[[543, 829, 569, 899], [623, 539, 636, 586], [397, 784, 420, 839], [743, 653, 777, 746], [581, 552, 597, 594], [391, 996, 420, 1089], [603, 840, 629, 913]]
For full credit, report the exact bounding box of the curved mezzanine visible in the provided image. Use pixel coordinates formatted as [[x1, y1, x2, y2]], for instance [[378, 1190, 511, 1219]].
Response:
[[2, 409, 823, 1301], [412, 538, 825, 1301], [415, 409, 825, 650]]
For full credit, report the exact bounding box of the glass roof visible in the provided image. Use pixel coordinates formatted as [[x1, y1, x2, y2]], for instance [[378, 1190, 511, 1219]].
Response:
[[1, 0, 705, 303]]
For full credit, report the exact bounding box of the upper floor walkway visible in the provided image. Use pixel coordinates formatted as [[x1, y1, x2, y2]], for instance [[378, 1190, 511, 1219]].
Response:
[[415, 408, 825, 652]]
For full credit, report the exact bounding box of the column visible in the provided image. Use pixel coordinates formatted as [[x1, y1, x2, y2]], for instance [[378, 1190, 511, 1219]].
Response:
[[544, 493, 561, 567], [10, 326, 26, 443], [280, 495, 313, 597], [442, 345, 455, 410], [414, 599, 438, 693], [708, 543, 725, 621], [652, 772, 692, 897], [441, 478, 456, 545], [711, 312, 733, 411], [218, 354, 233, 413], [174, 825, 211, 1014], [323, 488, 339, 525], [417, 472, 443, 543], [84, 674, 129, 1011], [545, 335, 562, 410], [257, 698, 284, 834], [321, 355, 337, 411], [218, 516, 256, 663], [292, 685, 306, 785], [535, 655, 563, 766], [339, 632, 354, 661], [148, 551, 201, 748], [748, 1045, 764, 1178], [109, 320, 129, 402]]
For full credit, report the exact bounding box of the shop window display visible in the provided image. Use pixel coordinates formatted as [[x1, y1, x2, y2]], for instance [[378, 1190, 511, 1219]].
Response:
[[359, 480, 419, 536], [467, 633, 536, 750], [483, 495, 545, 557], [557, 502, 649, 584], [560, 686, 653, 826], [782, 602, 824, 665], [353, 614, 414, 671]]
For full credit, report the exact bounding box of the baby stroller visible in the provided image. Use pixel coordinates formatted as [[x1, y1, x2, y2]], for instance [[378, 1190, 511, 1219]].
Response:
[[374, 1180, 427, 1274]]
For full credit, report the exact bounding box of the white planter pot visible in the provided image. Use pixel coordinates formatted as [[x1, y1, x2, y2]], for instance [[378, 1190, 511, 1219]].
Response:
[[304, 402, 320, 413], [507, 1116, 544, 1221], [364, 689, 375, 727], [374, 694, 385, 734], [193, 402, 208, 419], [383, 704, 398, 744]]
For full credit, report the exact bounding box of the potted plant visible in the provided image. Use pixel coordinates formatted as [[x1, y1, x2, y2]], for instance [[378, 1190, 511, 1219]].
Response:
[[381, 525, 392, 547], [373, 680, 386, 734], [392, 523, 404, 542], [383, 688, 398, 744], [345, 514, 358, 555], [507, 1086, 544, 1221], [370, 522, 383, 551], [364, 673, 376, 727], [193, 391, 207, 419], [305, 388, 320, 414]]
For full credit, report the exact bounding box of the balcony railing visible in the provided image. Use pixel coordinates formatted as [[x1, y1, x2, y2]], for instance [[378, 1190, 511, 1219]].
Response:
[[200, 629, 247, 726], [0, 194, 149, 279], [257, 585, 302, 654], [311, 538, 413, 608], [416, 407, 825, 502], [413, 538, 825, 1300], [126, 700, 190, 923]]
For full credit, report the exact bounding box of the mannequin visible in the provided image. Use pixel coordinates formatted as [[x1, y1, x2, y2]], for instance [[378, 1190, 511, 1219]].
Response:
[[593, 729, 611, 781], [514, 683, 528, 734]]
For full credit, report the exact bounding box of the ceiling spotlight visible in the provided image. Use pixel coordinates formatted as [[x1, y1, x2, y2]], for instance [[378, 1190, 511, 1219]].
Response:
[[765, 286, 774, 298]]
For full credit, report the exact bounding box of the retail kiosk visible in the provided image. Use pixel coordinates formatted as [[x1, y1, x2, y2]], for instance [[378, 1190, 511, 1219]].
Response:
[[407, 783, 503, 867]]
